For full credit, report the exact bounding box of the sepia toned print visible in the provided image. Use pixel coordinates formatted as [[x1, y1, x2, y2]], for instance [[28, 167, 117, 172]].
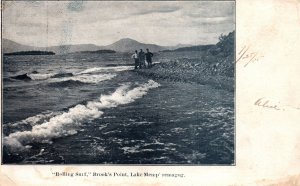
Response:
[[2, 1, 235, 164]]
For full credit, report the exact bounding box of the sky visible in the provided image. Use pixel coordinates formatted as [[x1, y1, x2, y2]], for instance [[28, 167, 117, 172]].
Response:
[[3, 1, 235, 47]]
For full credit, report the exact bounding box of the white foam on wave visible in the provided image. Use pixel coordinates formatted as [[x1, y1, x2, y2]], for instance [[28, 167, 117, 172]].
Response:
[[10, 111, 57, 127], [4, 80, 160, 152], [27, 73, 56, 80], [25, 65, 133, 82], [74, 66, 134, 75], [50, 73, 117, 84]]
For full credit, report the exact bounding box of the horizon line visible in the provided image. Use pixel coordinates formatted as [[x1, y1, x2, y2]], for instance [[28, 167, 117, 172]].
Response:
[[2, 35, 229, 48]]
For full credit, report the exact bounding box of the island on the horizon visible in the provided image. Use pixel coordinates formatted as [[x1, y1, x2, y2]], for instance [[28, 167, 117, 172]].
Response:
[[78, 49, 116, 54], [4, 51, 55, 56], [160, 44, 214, 52]]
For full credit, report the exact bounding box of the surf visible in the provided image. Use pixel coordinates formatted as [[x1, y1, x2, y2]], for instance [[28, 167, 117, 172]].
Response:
[[73, 65, 135, 75], [48, 73, 117, 85], [9, 65, 133, 84], [4, 80, 160, 152], [10, 72, 118, 86], [11, 72, 64, 81]]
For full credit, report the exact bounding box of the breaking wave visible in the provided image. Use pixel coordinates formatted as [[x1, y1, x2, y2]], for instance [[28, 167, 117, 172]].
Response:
[[10, 66, 133, 84], [28, 73, 57, 80], [11, 72, 63, 81], [4, 80, 160, 152], [11, 72, 56, 81], [11, 73, 35, 81], [74, 66, 134, 75], [49, 73, 117, 85]]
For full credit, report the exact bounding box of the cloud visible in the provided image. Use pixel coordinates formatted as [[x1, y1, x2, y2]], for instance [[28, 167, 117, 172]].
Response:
[[15, 22, 46, 28], [3, 1, 235, 46], [182, 1, 235, 18], [132, 5, 181, 15]]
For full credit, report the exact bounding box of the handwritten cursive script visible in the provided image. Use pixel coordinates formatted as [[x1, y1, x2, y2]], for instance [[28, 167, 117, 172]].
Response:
[[236, 46, 264, 67], [254, 97, 281, 110]]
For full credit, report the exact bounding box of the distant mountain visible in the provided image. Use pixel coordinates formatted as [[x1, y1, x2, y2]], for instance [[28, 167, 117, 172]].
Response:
[[3, 39, 38, 53], [2, 39, 101, 54], [102, 38, 166, 52], [2, 38, 196, 54], [165, 43, 194, 50], [4, 51, 55, 56]]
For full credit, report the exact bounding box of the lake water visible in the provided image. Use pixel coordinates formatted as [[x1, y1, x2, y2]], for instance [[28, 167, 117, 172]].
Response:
[[2, 52, 234, 164]]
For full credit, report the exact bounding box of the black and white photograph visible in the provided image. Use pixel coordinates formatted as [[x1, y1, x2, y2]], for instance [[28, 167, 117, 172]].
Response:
[[2, 1, 235, 164]]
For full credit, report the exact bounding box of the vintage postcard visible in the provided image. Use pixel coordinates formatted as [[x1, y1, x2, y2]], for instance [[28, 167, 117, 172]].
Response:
[[2, 1, 235, 165], [1, 0, 300, 185]]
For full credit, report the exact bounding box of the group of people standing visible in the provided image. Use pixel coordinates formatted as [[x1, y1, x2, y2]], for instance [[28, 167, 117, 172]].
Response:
[[132, 49, 153, 69]]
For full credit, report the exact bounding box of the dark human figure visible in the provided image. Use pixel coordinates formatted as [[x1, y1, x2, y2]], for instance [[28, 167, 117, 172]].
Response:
[[145, 48, 154, 68], [138, 49, 145, 69], [131, 50, 139, 69]]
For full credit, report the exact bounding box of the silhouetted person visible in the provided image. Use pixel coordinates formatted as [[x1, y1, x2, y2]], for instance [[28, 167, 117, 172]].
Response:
[[138, 49, 145, 68], [145, 48, 154, 68], [131, 50, 139, 69]]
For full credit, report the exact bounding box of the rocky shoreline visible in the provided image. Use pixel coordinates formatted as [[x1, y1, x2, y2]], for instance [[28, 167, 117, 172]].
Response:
[[134, 62, 234, 92]]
